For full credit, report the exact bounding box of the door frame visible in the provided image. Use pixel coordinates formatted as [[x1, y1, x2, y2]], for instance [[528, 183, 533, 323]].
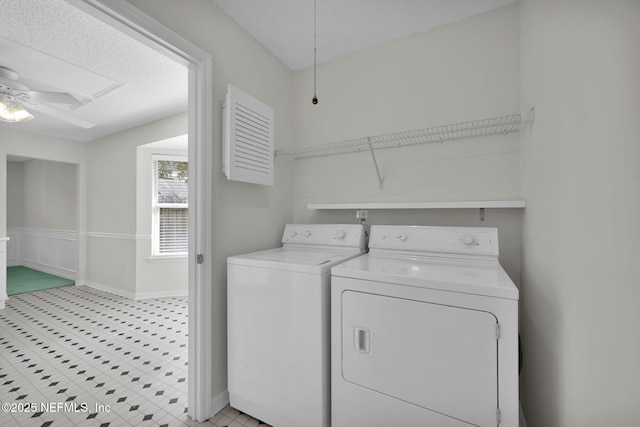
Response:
[[64, 0, 214, 421]]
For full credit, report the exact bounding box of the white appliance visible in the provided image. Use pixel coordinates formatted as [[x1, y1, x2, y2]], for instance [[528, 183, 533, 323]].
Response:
[[331, 225, 519, 427], [228, 223, 366, 427]]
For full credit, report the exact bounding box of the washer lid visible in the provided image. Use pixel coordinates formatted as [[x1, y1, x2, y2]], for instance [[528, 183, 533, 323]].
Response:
[[332, 254, 519, 300], [252, 248, 338, 265], [228, 247, 364, 274]]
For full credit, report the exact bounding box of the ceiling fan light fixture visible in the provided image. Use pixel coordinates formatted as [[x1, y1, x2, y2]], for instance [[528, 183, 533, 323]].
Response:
[[0, 96, 34, 123]]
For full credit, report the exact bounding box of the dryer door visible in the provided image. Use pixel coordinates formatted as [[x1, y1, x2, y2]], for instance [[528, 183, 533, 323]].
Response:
[[341, 290, 498, 426]]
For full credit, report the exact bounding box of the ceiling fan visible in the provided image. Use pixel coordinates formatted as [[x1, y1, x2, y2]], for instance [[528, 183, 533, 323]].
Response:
[[0, 65, 96, 128]]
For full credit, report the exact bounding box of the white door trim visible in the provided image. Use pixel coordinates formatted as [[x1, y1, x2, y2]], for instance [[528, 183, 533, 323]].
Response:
[[64, 0, 214, 421]]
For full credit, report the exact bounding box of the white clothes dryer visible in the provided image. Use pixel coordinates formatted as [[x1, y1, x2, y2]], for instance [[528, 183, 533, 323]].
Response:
[[331, 225, 519, 427], [228, 223, 365, 427]]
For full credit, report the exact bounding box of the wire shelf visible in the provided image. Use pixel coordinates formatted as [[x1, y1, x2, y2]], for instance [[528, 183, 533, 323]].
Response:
[[275, 111, 532, 160]]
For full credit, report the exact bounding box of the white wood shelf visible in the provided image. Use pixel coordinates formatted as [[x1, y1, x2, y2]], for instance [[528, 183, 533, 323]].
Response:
[[307, 200, 526, 210]]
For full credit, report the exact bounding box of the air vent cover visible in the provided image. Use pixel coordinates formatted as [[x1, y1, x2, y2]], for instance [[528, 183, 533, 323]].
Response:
[[223, 84, 274, 186]]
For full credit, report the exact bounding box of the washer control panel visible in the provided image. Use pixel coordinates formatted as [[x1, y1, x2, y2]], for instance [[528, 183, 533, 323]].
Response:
[[369, 225, 499, 257], [282, 224, 366, 249]]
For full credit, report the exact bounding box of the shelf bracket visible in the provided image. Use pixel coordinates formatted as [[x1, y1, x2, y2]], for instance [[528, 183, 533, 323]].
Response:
[[368, 137, 384, 189]]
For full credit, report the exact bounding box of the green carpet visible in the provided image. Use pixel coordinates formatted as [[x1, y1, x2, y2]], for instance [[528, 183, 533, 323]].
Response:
[[6, 266, 75, 296]]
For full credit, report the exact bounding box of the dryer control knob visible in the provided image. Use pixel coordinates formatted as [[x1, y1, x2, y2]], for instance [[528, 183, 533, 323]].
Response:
[[335, 230, 346, 240], [397, 233, 408, 242], [290, 230, 298, 237], [305, 231, 312, 237], [461, 233, 476, 246]]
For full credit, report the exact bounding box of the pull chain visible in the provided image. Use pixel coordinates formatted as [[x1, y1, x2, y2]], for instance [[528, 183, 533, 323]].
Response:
[[312, 0, 318, 104]]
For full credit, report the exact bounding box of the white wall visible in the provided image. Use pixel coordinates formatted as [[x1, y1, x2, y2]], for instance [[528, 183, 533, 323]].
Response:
[[21, 159, 77, 230], [0, 128, 86, 238], [519, 0, 640, 425], [135, 145, 188, 297], [85, 113, 188, 297], [0, 128, 87, 301], [6, 159, 78, 278], [126, 0, 295, 401], [5, 162, 23, 265], [291, 4, 520, 210], [1, 117, 193, 297], [6, 162, 23, 228], [291, 5, 523, 284]]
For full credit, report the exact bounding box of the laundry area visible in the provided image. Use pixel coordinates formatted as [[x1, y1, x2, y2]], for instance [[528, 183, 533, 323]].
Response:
[[0, 1, 639, 427]]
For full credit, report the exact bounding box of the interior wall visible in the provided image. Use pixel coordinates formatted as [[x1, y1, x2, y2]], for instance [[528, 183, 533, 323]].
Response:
[[84, 112, 188, 297], [519, 0, 640, 425], [21, 159, 77, 230], [6, 162, 23, 228], [291, 4, 520, 213], [0, 128, 86, 238], [116, 0, 296, 400], [292, 5, 523, 284], [135, 145, 188, 296], [0, 128, 87, 289], [7, 159, 78, 278]]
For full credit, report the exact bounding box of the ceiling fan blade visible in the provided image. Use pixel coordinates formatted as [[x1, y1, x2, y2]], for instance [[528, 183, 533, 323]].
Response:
[[17, 90, 81, 105], [0, 66, 19, 81], [26, 103, 96, 129]]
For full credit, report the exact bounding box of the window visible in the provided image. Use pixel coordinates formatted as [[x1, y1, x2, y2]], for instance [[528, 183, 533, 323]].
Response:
[[152, 155, 188, 256]]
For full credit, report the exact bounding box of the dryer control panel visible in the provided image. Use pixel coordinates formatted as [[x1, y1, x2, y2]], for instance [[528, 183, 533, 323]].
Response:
[[369, 225, 499, 258], [282, 224, 366, 250]]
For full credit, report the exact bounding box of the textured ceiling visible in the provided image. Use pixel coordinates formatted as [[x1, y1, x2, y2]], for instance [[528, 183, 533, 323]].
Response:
[[0, 0, 188, 143], [0, 0, 518, 143], [210, 0, 519, 71]]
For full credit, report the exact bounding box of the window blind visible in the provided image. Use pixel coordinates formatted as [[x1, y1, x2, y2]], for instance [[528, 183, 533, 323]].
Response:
[[153, 156, 188, 255], [159, 207, 188, 254]]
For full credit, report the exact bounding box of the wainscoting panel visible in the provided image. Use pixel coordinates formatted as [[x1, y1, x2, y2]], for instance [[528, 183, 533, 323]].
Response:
[[59, 239, 77, 273], [7, 228, 77, 280]]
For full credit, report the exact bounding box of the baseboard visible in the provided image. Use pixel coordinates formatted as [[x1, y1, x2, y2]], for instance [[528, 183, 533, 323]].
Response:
[[77, 280, 136, 300], [77, 280, 188, 300], [20, 261, 76, 281], [133, 289, 188, 300]]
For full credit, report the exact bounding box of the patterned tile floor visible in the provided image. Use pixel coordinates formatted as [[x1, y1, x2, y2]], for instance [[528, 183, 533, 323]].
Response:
[[0, 285, 269, 427]]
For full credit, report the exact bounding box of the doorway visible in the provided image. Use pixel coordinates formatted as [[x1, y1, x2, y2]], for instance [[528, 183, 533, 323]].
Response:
[[62, 0, 214, 421], [5, 157, 78, 295]]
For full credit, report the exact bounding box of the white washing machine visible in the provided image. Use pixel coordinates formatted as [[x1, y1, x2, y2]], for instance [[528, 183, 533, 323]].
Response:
[[331, 225, 519, 427], [228, 223, 366, 427]]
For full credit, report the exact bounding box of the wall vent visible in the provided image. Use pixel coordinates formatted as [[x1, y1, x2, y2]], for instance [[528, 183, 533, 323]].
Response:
[[223, 84, 274, 186]]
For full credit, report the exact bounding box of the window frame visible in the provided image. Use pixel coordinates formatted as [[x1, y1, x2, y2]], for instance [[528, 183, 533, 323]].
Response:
[[151, 154, 189, 258]]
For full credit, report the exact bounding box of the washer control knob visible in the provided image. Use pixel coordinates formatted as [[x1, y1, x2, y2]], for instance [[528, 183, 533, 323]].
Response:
[[335, 230, 346, 240], [461, 233, 476, 246], [397, 233, 408, 242], [305, 230, 312, 237], [289, 230, 298, 237], [380, 234, 387, 240]]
